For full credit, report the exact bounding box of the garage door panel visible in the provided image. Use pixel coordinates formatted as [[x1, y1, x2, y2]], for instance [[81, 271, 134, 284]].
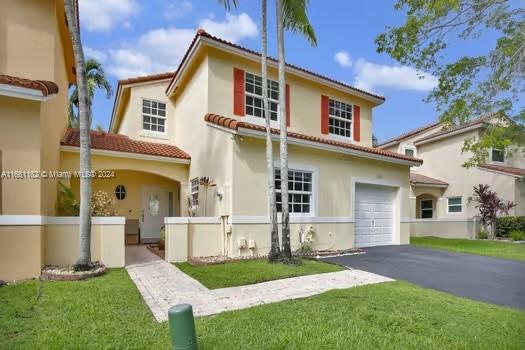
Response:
[[355, 183, 396, 248]]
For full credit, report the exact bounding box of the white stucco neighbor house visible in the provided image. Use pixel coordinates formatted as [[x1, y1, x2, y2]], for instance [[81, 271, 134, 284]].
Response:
[[378, 114, 525, 239]]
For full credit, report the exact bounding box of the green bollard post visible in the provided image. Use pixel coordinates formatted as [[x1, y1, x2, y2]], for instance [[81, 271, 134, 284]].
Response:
[[168, 304, 198, 350]]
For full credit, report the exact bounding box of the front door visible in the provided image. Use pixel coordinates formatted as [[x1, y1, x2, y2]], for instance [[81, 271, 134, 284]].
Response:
[[140, 185, 168, 243]]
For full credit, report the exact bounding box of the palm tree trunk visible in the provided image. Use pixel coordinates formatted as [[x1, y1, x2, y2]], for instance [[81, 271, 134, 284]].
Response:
[[65, 0, 92, 269], [262, 0, 281, 262], [276, 0, 291, 258]]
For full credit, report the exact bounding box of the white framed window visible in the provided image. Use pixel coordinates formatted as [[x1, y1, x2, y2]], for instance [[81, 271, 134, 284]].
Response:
[[142, 99, 166, 133], [420, 199, 433, 219], [402, 145, 416, 157], [491, 149, 505, 163], [245, 71, 279, 122], [275, 168, 313, 214], [329, 98, 353, 139], [190, 178, 199, 207], [447, 196, 462, 213]]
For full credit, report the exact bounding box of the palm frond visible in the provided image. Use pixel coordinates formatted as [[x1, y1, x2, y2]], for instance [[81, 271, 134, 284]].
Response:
[[282, 0, 317, 47], [218, 0, 238, 11]]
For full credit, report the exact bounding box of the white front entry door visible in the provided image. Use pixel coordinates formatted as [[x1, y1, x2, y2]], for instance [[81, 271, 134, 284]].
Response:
[[140, 185, 169, 242], [355, 183, 396, 248]]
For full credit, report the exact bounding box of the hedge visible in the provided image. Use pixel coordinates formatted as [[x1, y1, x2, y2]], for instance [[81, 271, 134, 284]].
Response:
[[496, 216, 525, 237]]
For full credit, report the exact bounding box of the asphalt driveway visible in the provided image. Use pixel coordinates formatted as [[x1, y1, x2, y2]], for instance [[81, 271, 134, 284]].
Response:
[[323, 245, 525, 309]]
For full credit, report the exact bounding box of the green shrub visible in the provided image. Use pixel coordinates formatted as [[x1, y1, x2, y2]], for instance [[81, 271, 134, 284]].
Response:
[[478, 230, 489, 239], [509, 230, 525, 242], [496, 216, 525, 237]]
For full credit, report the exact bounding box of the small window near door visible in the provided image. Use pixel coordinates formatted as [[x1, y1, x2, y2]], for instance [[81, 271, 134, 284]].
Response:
[[491, 149, 505, 163], [420, 199, 433, 219], [190, 178, 199, 207], [115, 185, 126, 200], [447, 196, 462, 213]]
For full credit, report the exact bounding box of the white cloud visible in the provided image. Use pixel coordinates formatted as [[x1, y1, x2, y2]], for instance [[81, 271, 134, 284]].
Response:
[[106, 13, 258, 79], [198, 13, 258, 43], [334, 51, 352, 68], [84, 47, 107, 63], [79, 0, 139, 32], [353, 59, 438, 92], [164, 1, 193, 21]]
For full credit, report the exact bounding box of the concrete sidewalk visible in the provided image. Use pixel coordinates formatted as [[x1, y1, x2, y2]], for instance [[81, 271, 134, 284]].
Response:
[[125, 246, 393, 322]]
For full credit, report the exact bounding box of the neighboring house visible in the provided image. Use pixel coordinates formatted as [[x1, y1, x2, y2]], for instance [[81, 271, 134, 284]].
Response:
[[378, 114, 525, 238]]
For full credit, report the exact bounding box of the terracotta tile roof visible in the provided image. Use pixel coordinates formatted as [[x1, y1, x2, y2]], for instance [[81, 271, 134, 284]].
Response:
[[166, 30, 385, 102], [478, 164, 525, 177], [377, 121, 441, 148], [61, 128, 190, 160], [410, 173, 448, 186], [205, 113, 422, 164], [0, 74, 59, 97], [118, 72, 175, 86]]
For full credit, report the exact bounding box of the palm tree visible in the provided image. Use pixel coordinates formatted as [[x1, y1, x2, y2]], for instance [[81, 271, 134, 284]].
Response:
[[64, 0, 92, 270], [68, 58, 112, 128], [276, 0, 317, 259]]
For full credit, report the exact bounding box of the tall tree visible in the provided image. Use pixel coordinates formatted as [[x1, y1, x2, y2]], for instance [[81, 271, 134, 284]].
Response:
[[376, 0, 525, 167], [276, 0, 317, 259], [64, 0, 92, 270], [68, 58, 112, 128]]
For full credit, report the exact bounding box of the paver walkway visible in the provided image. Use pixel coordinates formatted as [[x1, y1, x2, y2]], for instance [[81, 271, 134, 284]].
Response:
[[125, 246, 393, 322]]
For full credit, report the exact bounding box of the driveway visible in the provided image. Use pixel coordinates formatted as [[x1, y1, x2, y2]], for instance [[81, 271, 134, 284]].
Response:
[[322, 245, 525, 309]]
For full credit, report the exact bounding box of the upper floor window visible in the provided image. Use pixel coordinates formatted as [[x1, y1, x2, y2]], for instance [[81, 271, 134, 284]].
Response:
[[329, 99, 352, 138], [491, 149, 505, 163], [275, 168, 313, 214], [245, 72, 279, 121], [142, 99, 166, 133], [403, 145, 416, 157], [190, 177, 199, 207], [447, 196, 462, 213]]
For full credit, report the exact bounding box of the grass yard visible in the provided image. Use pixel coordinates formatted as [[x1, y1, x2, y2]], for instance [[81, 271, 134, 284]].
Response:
[[176, 259, 344, 289], [411, 236, 525, 261], [1, 269, 524, 349]]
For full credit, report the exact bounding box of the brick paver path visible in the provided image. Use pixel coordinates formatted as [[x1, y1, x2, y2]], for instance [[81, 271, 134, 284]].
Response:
[[125, 246, 393, 322]]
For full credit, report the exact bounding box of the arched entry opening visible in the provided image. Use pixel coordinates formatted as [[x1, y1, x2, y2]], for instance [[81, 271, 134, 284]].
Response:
[[415, 193, 437, 219]]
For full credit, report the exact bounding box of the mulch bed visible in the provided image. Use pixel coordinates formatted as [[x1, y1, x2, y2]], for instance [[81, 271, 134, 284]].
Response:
[[41, 262, 106, 281], [146, 244, 165, 260]]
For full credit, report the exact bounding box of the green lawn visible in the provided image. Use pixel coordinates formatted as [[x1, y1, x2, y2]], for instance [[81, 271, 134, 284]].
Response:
[[1, 269, 524, 349], [411, 236, 525, 261], [176, 259, 344, 289]]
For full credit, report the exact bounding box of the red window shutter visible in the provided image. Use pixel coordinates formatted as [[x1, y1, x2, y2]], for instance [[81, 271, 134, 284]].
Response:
[[285, 84, 290, 127], [233, 68, 245, 116], [353, 105, 361, 141], [321, 95, 329, 134]]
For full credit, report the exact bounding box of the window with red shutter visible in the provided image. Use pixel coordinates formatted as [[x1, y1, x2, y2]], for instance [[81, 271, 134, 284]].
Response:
[[233, 68, 245, 116], [353, 105, 361, 141]]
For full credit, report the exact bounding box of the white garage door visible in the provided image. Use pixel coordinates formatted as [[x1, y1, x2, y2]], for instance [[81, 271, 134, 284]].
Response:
[[355, 183, 396, 248]]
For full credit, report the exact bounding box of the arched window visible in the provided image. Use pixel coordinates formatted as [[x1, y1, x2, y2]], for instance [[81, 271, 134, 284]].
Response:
[[115, 185, 126, 200]]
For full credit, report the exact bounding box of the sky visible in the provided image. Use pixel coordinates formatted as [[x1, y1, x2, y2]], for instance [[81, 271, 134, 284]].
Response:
[[78, 0, 493, 143]]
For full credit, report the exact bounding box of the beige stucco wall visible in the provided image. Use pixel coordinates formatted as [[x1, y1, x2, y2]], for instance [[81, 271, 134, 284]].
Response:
[[0, 225, 45, 281], [410, 219, 480, 239], [207, 48, 376, 147]]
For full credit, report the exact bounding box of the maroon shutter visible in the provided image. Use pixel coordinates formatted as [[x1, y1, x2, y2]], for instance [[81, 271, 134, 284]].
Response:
[[353, 105, 361, 141], [285, 84, 290, 127], [233, 68, 245, 116], [321, 95, 329, 134]]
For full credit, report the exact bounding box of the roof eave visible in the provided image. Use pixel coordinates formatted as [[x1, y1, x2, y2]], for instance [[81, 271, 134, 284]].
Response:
[[60, 145, 191, 164], [414, 124, 484, 145]]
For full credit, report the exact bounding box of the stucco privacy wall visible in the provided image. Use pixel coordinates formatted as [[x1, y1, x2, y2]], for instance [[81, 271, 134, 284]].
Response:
[[206, 48, 375, 147], [410, 219, 480, 239], [0, 217, 125, 281]]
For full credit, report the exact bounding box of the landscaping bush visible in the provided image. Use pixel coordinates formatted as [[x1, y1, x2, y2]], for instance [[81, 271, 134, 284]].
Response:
[[91, 190, 117, 216], [496, 216, 525, 237], [509, 230, 525, 242], [478, 230, 489, 239]]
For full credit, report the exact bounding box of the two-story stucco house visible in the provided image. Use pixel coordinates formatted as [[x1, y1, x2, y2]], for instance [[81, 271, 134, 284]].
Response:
[[65, 29, 422, 257], [378, 114, 525, 239]]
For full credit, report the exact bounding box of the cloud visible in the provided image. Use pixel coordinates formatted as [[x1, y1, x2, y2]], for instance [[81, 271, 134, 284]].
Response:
[[164, 1, 193, 21], [79, 0, 139, 32], [353, 59, 438, 92], [199, 13, 258, 43], [106, 13, 258, 79], [334, 51, 352, 68], [84, 47, 108, 63]]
